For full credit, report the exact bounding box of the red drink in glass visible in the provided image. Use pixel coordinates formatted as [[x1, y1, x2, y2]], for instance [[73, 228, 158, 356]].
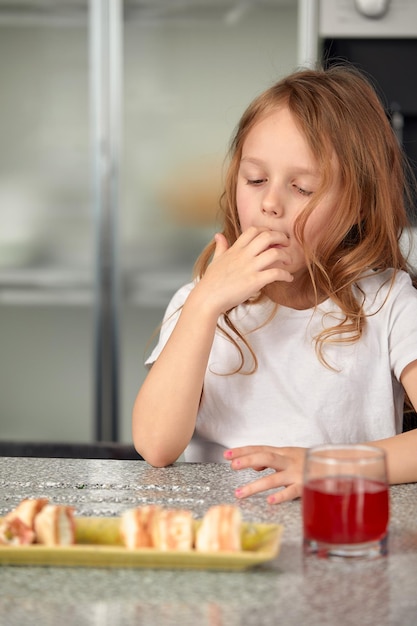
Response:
[[303, 476, 389, 545], [302, 444, 389, 558]]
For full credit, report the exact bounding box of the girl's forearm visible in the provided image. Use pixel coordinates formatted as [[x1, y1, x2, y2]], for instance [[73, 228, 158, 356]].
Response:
[[132, 288, 220, 467], [371, 429, 417, 484]]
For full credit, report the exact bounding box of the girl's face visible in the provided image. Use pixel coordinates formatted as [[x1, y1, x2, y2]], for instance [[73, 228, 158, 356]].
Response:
[[236, 106, 340, 281]]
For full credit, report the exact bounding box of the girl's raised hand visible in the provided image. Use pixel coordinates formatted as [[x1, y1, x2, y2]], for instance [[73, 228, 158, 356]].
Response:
[[195, 228, 293, 316], [224, 445, 307, 504]]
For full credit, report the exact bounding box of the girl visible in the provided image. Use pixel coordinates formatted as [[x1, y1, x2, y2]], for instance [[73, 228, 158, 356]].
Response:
[[132, 65, 417, 503]]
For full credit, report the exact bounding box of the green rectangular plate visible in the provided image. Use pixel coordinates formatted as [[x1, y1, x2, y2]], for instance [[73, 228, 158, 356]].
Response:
[[0, 517, 283, 570]]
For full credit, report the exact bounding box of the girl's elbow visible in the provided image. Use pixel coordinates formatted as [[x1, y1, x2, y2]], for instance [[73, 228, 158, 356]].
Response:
[[134, 442, 178, 468]]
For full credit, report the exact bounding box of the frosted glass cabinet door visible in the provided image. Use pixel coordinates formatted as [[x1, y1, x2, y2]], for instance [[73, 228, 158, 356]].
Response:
[[0, 2, 94, 442], [0, 0, 299, 446], [119, 1, 298, 441]]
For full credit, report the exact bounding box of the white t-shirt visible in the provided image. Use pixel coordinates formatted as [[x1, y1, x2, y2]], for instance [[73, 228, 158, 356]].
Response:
[[146, 269, 417, 462]]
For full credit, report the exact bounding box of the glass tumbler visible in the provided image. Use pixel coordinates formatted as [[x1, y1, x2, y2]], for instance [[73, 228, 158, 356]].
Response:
[[303, 444, 389, 559]]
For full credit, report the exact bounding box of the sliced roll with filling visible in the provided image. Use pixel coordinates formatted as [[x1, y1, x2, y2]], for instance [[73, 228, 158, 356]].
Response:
[[5, 497, 49, 530], [151, 509, 194, 551], [0, 517, 36, 545], [120, 505, 161, 549], [195, 505, 242, 552], [0, 497, 49, 545], [34, 504, 75, 546]]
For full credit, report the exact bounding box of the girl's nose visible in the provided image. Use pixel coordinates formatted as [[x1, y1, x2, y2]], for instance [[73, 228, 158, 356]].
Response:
[[261, 192, 283, 217]]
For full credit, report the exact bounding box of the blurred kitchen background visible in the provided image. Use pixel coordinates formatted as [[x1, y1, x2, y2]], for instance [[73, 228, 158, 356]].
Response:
[[0, 0, 416, 449]]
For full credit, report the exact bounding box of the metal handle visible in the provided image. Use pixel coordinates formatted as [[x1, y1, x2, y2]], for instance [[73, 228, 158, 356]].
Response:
[[90, 0, 122, 441]]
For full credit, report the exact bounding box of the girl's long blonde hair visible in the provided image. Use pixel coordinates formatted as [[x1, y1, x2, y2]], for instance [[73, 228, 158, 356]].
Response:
[[194, 64, 416, 371]]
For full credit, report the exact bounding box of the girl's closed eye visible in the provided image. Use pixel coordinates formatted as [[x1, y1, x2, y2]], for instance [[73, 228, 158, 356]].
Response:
[[293, 184, 312, 196], [247, 178, 267, 186]]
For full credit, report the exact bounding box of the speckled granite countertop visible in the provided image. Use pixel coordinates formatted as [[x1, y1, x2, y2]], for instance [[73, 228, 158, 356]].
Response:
[[0, 457, 416, 626]]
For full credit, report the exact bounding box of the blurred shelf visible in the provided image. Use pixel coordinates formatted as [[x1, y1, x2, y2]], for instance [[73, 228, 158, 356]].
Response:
[[0, 268, 93, 306], [0, 266, 190, 307]]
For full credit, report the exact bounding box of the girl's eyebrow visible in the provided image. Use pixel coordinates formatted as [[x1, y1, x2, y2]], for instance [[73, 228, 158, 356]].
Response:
[[240, 156, 320, 178], [240, 157, 264, 165]]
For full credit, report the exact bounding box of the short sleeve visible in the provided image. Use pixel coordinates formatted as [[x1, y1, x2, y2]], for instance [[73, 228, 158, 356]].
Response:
[[144, 281, 195, 368], [388, 272, 417, 380]]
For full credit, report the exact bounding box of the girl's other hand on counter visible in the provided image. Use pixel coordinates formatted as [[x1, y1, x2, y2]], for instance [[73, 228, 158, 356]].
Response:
[[224, 445, 307, 504]]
